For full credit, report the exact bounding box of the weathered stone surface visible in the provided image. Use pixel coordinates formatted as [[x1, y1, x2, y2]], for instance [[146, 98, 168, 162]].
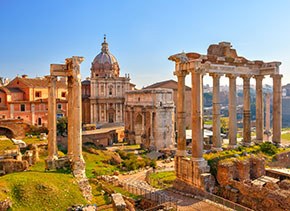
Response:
[[279, 179, 290, 190], [0, 199, 12, 211], [112, 193, 126, 211], [0, 159, 29, 174], [125, 89, 175, 151], [268, 151, 290, 168]]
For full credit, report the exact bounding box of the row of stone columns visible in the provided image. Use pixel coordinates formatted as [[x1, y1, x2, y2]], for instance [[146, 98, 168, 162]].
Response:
[[175, 70, 283, 156]]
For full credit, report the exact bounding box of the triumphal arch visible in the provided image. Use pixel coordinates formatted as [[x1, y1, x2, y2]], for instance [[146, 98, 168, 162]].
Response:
[[169, 42, 282, 191], [45, 56, 87, 179]]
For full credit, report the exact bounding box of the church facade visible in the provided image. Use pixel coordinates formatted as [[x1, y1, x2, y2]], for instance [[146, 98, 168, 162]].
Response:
[[82, 37, 134, 125]]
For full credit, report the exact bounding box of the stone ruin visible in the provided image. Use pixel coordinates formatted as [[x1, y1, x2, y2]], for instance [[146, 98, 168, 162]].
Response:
[[45, 56, 92, 201], [168, 42, 285, 206], [0, 144, 39, 175], [216, 155, 290, 210]]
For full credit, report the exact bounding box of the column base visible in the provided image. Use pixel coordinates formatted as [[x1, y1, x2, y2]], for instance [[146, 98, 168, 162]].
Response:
[[72, 157, 86, 179], [176, 150, 188, 157], [227, 144, 239, 150], [241, 142, 251, 147], [211, 147, 223, 152], [254, 139, 263, 144], [174, 157, 215, 192], [273, 142, 282, 148]]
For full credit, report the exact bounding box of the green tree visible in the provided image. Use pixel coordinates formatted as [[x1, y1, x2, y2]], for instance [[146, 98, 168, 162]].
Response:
[[57, 117, 68, 136]]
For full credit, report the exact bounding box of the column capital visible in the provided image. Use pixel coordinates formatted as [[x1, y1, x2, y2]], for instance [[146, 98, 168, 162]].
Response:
[[240, 74, 252, 81], [253, 75, 264, 80], [225, 74, 238, 79], [209, 72, 223, 79], [270, 74, 283, 79], [174, 70, 188, 77]]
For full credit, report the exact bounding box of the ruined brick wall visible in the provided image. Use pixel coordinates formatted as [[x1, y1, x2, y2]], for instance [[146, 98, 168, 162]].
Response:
[[268, 151, 290, 168]]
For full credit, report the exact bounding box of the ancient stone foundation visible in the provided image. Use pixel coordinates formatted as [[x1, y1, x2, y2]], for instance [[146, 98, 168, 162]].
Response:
[[216, 155, 290, 210], [174, 157, 215, 192]]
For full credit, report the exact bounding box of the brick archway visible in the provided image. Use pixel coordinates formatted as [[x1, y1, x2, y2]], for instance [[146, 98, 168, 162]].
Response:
[[0, 119, 28, 139]]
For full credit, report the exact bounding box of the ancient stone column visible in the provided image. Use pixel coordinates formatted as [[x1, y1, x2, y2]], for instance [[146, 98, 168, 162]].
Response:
[[271, 74, 283, 146], [254, 75, 264, 143], [47, 75, 58, 161], [67, 57, 86, 178], [67, 76, 74, 159], [265, 92, 271, 133], [241, 75, 252, 146], [210, 73, 222, 151], [191, 70, 203, 161], [226, 74, 237, 149], [174, 70, 188, 157]]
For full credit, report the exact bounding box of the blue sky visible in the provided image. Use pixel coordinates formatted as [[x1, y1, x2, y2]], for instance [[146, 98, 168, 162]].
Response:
[[0, 0, 290, 88]]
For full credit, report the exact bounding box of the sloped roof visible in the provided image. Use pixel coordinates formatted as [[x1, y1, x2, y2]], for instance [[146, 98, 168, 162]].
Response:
[[144, 79, 191, 91], [8, 77, 67, 88]]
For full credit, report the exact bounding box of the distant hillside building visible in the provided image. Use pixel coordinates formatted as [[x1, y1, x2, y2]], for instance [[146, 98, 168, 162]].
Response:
[[0, 75, 68, 126], [82, 37, 135, 125]]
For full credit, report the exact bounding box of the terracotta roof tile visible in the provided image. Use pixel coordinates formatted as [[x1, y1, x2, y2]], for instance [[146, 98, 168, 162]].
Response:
[[13, 77, 67, 88]]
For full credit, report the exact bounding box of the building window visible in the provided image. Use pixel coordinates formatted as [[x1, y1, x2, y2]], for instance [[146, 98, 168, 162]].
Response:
[[35, 91, 41, 97], [17, 81, 19, 84], [61, 92, 66, 98], [138, 97, 140, 102], [101, 86, 104, 93], [0, 97, 1, 103], [38, 118, 42, 126], [18, 116, 21, 119], [57, 104, 62, 110], [109, 85, 113, 95], [20, 104, 25, 112]]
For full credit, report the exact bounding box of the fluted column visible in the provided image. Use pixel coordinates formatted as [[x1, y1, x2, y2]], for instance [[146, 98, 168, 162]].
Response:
[[241, 75, 252, 146], [47, 76, 58, 160], [226, 74, 237, 149], [271, 74, 283, 146], [254, 75, 264, 143], [191, 70, 204, 161], [210, 73, 222, 151], [174, 70, 188, 157], [67, 76, 74, 159]]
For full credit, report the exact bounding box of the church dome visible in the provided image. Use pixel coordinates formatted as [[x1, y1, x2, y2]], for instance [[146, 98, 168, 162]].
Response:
[[91, 36, 120, 78]]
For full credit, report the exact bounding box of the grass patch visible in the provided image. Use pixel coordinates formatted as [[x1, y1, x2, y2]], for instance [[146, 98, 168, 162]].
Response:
[[0, 139, 17, 154], [83, 150, 119, 179], [22, 136, 47, 145], [282, 133, 290, 141], [149, 171, 175, 189], [0, 171, 87, 211]]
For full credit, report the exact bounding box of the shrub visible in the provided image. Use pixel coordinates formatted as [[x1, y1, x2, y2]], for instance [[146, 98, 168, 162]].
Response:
[[259, 142, 278, 156]]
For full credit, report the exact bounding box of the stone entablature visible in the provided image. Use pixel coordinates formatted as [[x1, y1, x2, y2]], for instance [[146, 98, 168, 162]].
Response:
[[124, 88, 175, 151]]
